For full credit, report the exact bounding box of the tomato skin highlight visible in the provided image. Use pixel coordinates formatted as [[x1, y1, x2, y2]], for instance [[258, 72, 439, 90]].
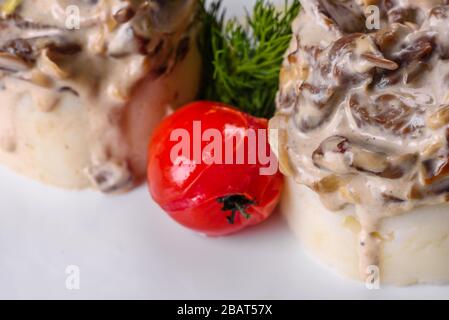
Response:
[[147, 101, 283, 236]]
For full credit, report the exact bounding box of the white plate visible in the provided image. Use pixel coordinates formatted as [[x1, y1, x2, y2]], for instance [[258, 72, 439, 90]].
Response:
[[1, 0, 449, 300]]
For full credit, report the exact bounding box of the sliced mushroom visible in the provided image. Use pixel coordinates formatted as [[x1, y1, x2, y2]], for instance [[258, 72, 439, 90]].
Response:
[[360, 53, 399, 70], [388, 7, 417, 24], [113, 6, 136, 24], [348, 92, 427, 138], [374, 23, 417, 59], [312, 135, 417, 179], [313, 175, 343, 193], [146, 0, 197, 34], [420, 154, 449, 186], [0, 51, 31, 72], [427, 5, 449, 59], [427, 104, 449, 129], [293, 86, 337, 132], [85, 161, 133, 194], [394, 35, 435, 64], [37, 48, 69, 79], [416, 127, 449, 195], [0, 16, 64, 46], [29, 69, 53, 88], [301, 0, 366, 33], [0, 39, 34, 62], [328, 34, 397, 82]]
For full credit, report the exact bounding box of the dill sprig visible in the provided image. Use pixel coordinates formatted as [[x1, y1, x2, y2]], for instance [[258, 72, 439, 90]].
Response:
[[199, 0, 300, 119]]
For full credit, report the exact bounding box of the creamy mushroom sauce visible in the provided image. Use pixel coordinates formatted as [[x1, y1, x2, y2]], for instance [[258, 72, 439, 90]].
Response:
[[0, 0, 198, 192], [273, 0, 449, 278]]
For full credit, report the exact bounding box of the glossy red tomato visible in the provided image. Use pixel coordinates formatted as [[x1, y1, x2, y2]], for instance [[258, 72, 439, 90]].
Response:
[[147, 101, 283, 236]]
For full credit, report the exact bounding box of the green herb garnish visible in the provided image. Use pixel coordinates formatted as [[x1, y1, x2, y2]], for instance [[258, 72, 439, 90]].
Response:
[[199, 0, 300, 119]]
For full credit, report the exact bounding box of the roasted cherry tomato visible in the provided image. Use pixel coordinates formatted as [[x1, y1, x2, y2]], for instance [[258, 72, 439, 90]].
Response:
[[147, 101, 283, 236]]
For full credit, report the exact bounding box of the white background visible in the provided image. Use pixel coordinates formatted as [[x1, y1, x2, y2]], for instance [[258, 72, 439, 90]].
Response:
[[1, 0, 449, 299]]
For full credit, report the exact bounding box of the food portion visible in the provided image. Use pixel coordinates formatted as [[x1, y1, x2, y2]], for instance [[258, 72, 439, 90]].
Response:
[[148, 102, 283, 236], [271, 0, 449, 284], [0, 0, 201, 192]]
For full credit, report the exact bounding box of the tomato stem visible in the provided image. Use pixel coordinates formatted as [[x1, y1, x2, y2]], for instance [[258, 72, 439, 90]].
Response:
[[217, 195, 255, 224]]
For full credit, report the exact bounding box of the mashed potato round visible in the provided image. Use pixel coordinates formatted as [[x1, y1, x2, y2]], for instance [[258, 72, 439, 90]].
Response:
[[272, 0, 449, 284], [282, 178, 449, 285], [0, 0, 201, 192]]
